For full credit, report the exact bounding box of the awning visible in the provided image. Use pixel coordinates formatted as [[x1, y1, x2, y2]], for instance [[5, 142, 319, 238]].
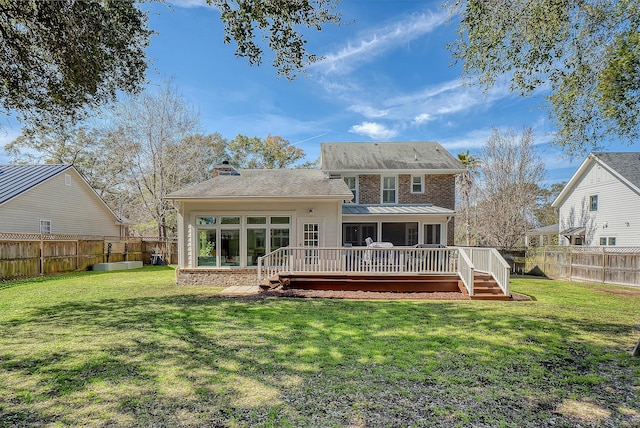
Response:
[[342, 204, 454, 216], [560, 226, 585, 236]]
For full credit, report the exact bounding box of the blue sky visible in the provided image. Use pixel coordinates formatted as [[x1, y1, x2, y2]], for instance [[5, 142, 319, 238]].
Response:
[[0, 0, 632, 183]]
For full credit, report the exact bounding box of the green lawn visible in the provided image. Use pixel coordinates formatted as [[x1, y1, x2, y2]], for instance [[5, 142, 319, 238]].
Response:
[[0, 267, 638, 427]]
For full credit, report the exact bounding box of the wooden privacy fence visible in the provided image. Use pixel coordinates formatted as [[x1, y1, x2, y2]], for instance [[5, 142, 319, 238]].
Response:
[[0, 232, 177, 280], [526, 246, 640, 287]]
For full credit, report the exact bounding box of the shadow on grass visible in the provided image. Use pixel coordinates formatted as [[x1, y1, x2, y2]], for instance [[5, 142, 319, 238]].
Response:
[[1, 293, 639, 427]]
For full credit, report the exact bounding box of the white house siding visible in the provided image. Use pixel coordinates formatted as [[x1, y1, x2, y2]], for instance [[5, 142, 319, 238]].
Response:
[[0, 170, 120, 236], [176, 199, 343, 268], [558, 163, 640, 246]]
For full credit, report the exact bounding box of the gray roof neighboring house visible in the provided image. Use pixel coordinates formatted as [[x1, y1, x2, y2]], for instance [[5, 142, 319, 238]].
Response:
[[0, 164, 72, 205], [320, 141, 465, 173], [553, 152, 640, 208], [167, 169, 353, 200], [592, 152, 640, 189]]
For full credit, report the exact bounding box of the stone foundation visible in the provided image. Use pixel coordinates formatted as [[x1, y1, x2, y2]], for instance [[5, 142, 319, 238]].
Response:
[[176, 268, 259, 286]]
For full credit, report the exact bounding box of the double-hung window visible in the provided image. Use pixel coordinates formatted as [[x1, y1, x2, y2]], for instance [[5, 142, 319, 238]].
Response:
[[411, 175, 423, 193], [589, 195, 598, 211], [382, 176, 397, 204], [343, 176, 358, 204], [40, 220, 51, 234]]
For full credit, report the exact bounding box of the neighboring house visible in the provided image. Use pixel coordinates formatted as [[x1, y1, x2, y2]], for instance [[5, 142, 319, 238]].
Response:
[[525, 224, 559, 247], [552, 152, 640, 246], [167, 142, 465, 284], [0, 164, 125, 237]]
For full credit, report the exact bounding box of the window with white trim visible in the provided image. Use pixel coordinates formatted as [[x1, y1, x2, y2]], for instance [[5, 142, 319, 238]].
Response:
[[589, 195, 598, 211], [40, 219, 51, 234], [411, 175, 423, 193], [382, 176, 397, 204], [343, 176, 358, 204], [195, 215, 290, 267]]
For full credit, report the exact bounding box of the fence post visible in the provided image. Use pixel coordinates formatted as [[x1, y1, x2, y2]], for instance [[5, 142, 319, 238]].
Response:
[[39, 235, 44, 276], [602, 247, 606, 284], [568, 248, 573, 280]]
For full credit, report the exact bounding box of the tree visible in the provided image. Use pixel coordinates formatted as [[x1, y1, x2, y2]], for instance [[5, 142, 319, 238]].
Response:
[[0, 1, 151, 127], [211, 0, 342, 79], [228, 134, 305, 169], [534, 182, 565, 228], [0, 1, 341, 128], [451, 0, 640, 156], [456, 150, 481, 246], [475, 127, 546, 249], [104, 81, 202, 239]]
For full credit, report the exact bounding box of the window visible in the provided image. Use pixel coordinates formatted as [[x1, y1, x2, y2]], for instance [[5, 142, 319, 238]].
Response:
[[382, 222, 418, 246], [197, 229, 217, 266], [382, 176, 397, 204], [424, 224, 442, 245], [40, 220, 51, 234], [599, 236, 617, 246], [608, 237, 616, 246], [343, 176, 357, 203], [220, 229, 240, 266], [411, 175, 423, 193], [196, 215, 291, 267], [600, 237, 607, 245], [342, 223, 377, 246], [196, 216, 216, 225], [589, 195, 598, 211], [246, 217, 267, 266]]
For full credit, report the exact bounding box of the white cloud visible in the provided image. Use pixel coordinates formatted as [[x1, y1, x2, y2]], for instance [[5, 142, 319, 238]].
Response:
[[349, 122, 397, 140], [314, 10, 449, 74], [168, 0, 208, 8], [348, 104, 388, 119], [413, 113, 433, 125]]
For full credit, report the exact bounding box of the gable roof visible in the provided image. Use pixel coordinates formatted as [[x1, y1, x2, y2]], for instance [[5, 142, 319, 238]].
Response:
[[0, 164, 72, 205], [552, 152, 640, 208], [320, 142, 465, 173], [167, 169, 353, 200]]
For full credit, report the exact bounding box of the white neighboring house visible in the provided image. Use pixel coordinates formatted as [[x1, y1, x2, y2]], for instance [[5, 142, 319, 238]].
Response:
[[0, 164, 125, 236], [552, 152, 640, 246]]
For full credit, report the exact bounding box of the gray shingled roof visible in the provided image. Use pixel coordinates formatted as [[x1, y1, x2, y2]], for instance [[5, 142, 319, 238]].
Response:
[[321, 142, 465, 172], [342, 204, 454, 215], [167, 169, 353, 199], [0, 164, 72, 205], [593, 152, 640, 189]]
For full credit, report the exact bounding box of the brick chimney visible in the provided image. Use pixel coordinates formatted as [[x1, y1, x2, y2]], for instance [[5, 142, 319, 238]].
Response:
[[212, 160, 239, 177]]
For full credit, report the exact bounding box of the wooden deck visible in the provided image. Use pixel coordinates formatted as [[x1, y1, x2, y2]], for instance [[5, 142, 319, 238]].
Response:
[[261, 272, 511, 301]]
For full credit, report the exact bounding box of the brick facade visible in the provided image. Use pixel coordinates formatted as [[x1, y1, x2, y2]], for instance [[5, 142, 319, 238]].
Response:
[[356, 174, 456, 208], [357, 174, 381, 204]]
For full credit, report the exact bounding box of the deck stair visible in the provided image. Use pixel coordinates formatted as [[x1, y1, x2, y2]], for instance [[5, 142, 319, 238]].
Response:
[[469, 273, 511, 300]]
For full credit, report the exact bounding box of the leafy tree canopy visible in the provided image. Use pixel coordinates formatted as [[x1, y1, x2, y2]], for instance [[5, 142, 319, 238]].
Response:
[[228, 134, 305, 169], [451, 0, 640, 156], [0, 0, 151, 126], [210, 0, 342, 79], [0, 0, 341, 129]]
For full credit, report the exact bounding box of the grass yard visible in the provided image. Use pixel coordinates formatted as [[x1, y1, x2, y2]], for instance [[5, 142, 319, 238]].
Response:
[[0, 267, 638, 427]]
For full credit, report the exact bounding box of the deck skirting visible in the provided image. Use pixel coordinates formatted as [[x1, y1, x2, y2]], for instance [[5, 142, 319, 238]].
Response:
[[176, 268, 257, 286]]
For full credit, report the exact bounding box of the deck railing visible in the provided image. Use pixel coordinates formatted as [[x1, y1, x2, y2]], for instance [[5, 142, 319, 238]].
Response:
[[259, 246, 456, 280], [258, 246, 510, 297], [455, 247, 510, 296]]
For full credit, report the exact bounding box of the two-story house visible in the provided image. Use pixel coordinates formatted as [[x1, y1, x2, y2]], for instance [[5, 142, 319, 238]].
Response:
[[552, 152, 640, 246], [167, 141, 465, 285], [321, 142, 463, 247]]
